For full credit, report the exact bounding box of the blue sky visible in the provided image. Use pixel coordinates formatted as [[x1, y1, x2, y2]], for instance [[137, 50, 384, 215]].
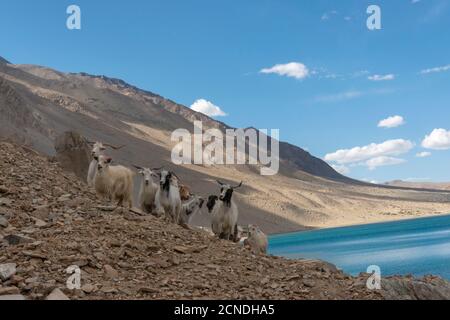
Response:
[[1, 0, 449, 182]]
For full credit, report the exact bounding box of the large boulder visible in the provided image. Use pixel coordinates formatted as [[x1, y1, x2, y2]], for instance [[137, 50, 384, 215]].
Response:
[[54, 131, 91, 181]]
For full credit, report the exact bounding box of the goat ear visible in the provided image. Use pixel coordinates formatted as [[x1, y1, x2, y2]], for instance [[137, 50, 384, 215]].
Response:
[[106, 157, 112, 164]]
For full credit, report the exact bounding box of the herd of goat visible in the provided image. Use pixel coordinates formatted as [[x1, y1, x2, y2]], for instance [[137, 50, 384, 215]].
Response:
[[85, 141, 268, 254]]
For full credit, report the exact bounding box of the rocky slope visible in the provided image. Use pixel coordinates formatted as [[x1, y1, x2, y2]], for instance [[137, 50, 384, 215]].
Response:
[[1, 141, 450, 300]]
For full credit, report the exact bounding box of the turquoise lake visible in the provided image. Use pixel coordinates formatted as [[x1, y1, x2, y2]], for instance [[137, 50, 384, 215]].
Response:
[[269, 214, 450, 280]]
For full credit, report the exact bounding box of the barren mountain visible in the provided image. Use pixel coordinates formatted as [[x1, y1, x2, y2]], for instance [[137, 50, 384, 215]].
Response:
[[1, 56, 450, 232]]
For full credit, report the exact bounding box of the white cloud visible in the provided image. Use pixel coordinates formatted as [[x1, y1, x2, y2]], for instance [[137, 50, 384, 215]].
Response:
[[416, 151, 432, 158], [368, 74, 395, 81], [313, 88, 393, 103], [331, 164, 350, 175], [420, 64, 450, 74], [366, 156, 406, 170], [422, 128, 450, 150], [321, 13, 330, 20], [321, 10, 338, 21], [325, 139, 414, 165], [378, 115, 405, 128], [190, 99, 227, 117], [260, 62, 309, 79], [412, 0, 421, 4], [314, 90, 363, 103]]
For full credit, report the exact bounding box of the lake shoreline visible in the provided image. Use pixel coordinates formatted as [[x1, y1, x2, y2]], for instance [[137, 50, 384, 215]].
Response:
[[269, 212, 450, 236]]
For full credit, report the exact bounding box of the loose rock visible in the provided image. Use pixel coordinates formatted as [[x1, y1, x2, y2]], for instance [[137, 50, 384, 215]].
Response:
[[0, 263, 17, 281], [46, 288, 70, 300]]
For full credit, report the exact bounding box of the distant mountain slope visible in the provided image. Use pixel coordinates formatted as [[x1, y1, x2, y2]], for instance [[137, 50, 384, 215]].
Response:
[[386, 180, 450, 191], [2, 56, 450, 232]]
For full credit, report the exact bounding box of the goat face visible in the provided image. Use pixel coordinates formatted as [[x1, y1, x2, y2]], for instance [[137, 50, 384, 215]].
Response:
[[97, 155, 112, 172], [159, 170, 172, 192], [138, 168, 156, 186], [207, 195, 218, 213], [216, 180, 243, 206], [219, 185, 234, 205], [91, 142, 106, 160], [247, 224, 261, 236]]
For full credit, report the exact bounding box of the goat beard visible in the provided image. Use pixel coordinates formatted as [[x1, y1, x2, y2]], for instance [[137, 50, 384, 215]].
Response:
[[221, 194, 232, 207]]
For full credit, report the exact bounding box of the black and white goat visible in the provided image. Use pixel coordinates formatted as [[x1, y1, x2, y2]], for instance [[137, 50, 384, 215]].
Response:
[[155, 169, 182, 223], [210, 180, 242, 242]]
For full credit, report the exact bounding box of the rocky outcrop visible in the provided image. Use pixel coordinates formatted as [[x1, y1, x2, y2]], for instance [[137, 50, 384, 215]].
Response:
[[381, 276, 450, 300], [54, 131, 91, 181]]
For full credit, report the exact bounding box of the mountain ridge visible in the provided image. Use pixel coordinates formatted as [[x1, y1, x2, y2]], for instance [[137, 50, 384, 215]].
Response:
[[0, 56, 10, 65]]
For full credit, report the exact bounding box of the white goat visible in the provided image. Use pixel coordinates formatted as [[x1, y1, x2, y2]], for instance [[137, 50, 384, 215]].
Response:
[[154, 169, 182, 223], [180, 195, 205, 225], [210, 181, 242, 242], [134, 165, 159, 214], [94, 155, 134, 208], [86, 141, 123, 187], [244, 225, 268, 254]]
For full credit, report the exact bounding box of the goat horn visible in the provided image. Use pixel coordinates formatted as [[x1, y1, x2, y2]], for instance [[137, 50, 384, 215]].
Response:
[[151, 167, 162, 171], [132, 165, 143, 170], [216, 180, 225, 186], [103, 143, 125, 150], [86, 139, 95, 145], [233, 181, 243, 189]]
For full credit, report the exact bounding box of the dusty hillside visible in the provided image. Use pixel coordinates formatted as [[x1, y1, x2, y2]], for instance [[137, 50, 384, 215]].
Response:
[[1, 57, 450, 232], [2, 141, 450, 300]]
